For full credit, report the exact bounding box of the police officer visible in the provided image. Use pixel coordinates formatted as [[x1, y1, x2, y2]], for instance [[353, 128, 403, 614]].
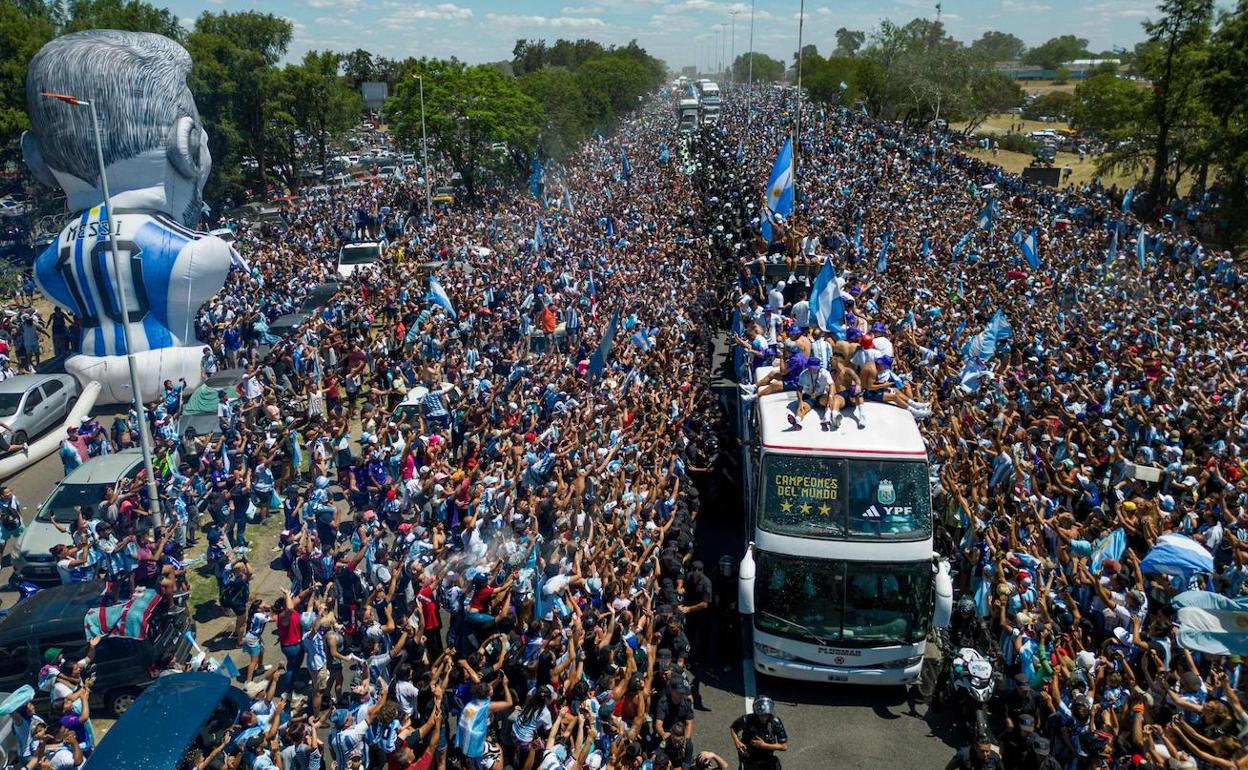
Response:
[[729, 696, 788, 770]]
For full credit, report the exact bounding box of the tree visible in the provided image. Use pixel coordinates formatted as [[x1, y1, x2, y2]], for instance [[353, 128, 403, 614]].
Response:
[[341, 49, 376, 89], [955, 71, 1025, 133], [517, 67, 590, 159], [834, 28, 865, 58], [574, 54, 653, 125], [805, 55, 860, 104], [1072, 72, 1146, 135], [386, 61, 541, 200], [287, 51, 362, 178], [1021, 35, 1090, 69], [512, 39, 547, 75], [1140, 0, 1213, 207], [793, 43, 819, 67], [731, 52, 785, 83], [0, 1, 55, 155], [63, 0, 183, 39], [1053, 66, 1072, 84], [970, 31, 1026, 62], [1202, 0, 1248, 242], [187, 11, 292, 199], [1022, 91, 1077, 120]]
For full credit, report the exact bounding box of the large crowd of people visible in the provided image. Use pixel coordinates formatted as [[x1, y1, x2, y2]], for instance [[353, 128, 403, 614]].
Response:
[[2, 78, 1246, 770]]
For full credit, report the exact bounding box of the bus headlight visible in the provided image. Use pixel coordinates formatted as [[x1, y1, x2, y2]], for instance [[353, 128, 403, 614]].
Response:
[[880, 655, 924, 669], [755, 643, 796, 660]]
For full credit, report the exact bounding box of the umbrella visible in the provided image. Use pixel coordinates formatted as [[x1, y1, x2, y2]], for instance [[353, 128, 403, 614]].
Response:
[[1139, 534, 1213, 577]]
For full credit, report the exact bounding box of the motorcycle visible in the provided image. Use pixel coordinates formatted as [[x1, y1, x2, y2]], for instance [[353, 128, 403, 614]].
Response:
[[947, 646, 999, 742]]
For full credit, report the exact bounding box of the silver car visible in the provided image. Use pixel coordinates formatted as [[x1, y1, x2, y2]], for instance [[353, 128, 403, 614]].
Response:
[[0, 374, 80, 445], [13, 450, 145, 583]]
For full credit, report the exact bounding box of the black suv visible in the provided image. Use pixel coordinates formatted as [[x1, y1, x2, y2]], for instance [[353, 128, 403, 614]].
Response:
[[0, 582, 193, 716]]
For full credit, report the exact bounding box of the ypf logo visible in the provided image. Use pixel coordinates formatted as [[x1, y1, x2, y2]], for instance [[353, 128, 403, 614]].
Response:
[[877, 479, 896, 506]]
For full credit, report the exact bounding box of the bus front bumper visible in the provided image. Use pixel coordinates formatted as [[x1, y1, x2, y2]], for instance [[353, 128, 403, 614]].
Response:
[[752, 648, 923, 686]]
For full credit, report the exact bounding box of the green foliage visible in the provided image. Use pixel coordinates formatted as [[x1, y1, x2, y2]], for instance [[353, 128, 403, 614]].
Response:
[[63, 0, 182, 39], [991, 132, 1039, 154], [0, 2, 55, 156], [386, 61, 541, 199], [1072, 73, 1145, 135], [517, 68, 590, 159], [969, 31, 1026, 62], [1022, 35, 1090, 69], [833, 28, 865, 58], [731, 52, 785, 84], [575, 54, 654, 124], [953, 70, 1025, 133], [804, 56, 862, 104], [283, 51, 362, 179], [186, 11, 293, 203], [1202, 0, 1248, 242], [1053, 66, 1072, 84], [849, 18, 988, 127], [1022, 91, 1078, 120]]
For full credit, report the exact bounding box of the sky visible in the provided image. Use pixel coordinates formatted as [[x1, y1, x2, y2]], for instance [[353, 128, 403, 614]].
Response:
[[164, 0, 1170, 70]]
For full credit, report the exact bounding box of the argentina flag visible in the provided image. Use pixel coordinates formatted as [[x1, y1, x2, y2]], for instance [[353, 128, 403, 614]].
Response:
[[761, 138, 794, 242], [809, 257, 845, 339], [425, 276, 456, 317]]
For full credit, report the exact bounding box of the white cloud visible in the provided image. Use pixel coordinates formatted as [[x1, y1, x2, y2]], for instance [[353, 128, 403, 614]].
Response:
[[816, 7, 833, 15], [485, 13, 607, 28], [306, 0, 362, 9], [282, 15, 307, 33], [562, 4, 606, 12], [382, 2, 473, 27], [178, 16, 194, 28]]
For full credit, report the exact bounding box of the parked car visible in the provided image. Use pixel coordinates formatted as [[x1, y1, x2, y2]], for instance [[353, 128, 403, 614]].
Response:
[[432, 185, 455, 206], [83, 673, 249, 770], [267, 312, 309, 341], [177, 368, 244, 441], [298, 281, 340, 314], [0, 581, 193, 717], [13, 450, 145, 583], [0, 198, 26, 217], [337, 240, 386, 279], [0, 374, 80, 445], [1033, 144, 1057, 163]]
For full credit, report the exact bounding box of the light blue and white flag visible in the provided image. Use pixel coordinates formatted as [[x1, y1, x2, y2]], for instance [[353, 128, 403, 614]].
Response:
[[761, 138, 794, 242], [952, 229, 973, 259], [1140, 534, 1213, 577], [1172, 591, 1248, 656], [1090, 528, 1126, 573], [1122, 188, 1135, 213], [809, 258, 845, 340], [875, 233, 891, 274], [1019, 229, 1040, 270], [1106, 224, 1119, 264], [425, 276, 457, 317], [1136, 225, 1147, 270]]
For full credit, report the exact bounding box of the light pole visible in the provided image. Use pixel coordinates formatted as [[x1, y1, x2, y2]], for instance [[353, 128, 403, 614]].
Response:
[[729, 11, 739, 85], [746, 0, 756, 122], [413, 75, 432, 214], [41, 92, 162, 526]]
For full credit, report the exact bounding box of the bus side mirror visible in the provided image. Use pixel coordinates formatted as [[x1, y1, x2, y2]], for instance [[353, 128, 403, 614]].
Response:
[[933, 558, 953, 628], [738, 543, 756, 615]]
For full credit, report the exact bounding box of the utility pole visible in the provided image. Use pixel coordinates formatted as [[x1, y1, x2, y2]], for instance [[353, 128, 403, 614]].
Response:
[[729, 11, 739, 85]]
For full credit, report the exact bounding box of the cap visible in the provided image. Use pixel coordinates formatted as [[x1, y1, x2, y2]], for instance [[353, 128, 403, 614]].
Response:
[[43, 647, 62, 664], [329, 708, 350, 728], [1031, 736, 1051, 756]]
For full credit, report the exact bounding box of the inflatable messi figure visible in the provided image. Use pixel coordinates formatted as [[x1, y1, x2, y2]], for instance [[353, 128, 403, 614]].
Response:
[[23, 30, 237, 405]]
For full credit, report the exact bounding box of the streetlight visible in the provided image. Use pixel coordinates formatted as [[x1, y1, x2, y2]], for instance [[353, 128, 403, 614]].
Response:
[[40, 92, 162, 526], [746, 0, 756, 122], [729, 11, 739, 85], [412, 75, 432, 215], [715, 25, 723, 77]]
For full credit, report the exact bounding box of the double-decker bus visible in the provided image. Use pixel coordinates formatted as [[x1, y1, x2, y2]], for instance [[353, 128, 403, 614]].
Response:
[[735, 371, 952, 685]]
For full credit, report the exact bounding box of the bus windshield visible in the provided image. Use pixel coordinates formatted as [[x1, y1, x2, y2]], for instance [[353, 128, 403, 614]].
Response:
[[759, 454, 931, 539], [754, 551, 932, 646]]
